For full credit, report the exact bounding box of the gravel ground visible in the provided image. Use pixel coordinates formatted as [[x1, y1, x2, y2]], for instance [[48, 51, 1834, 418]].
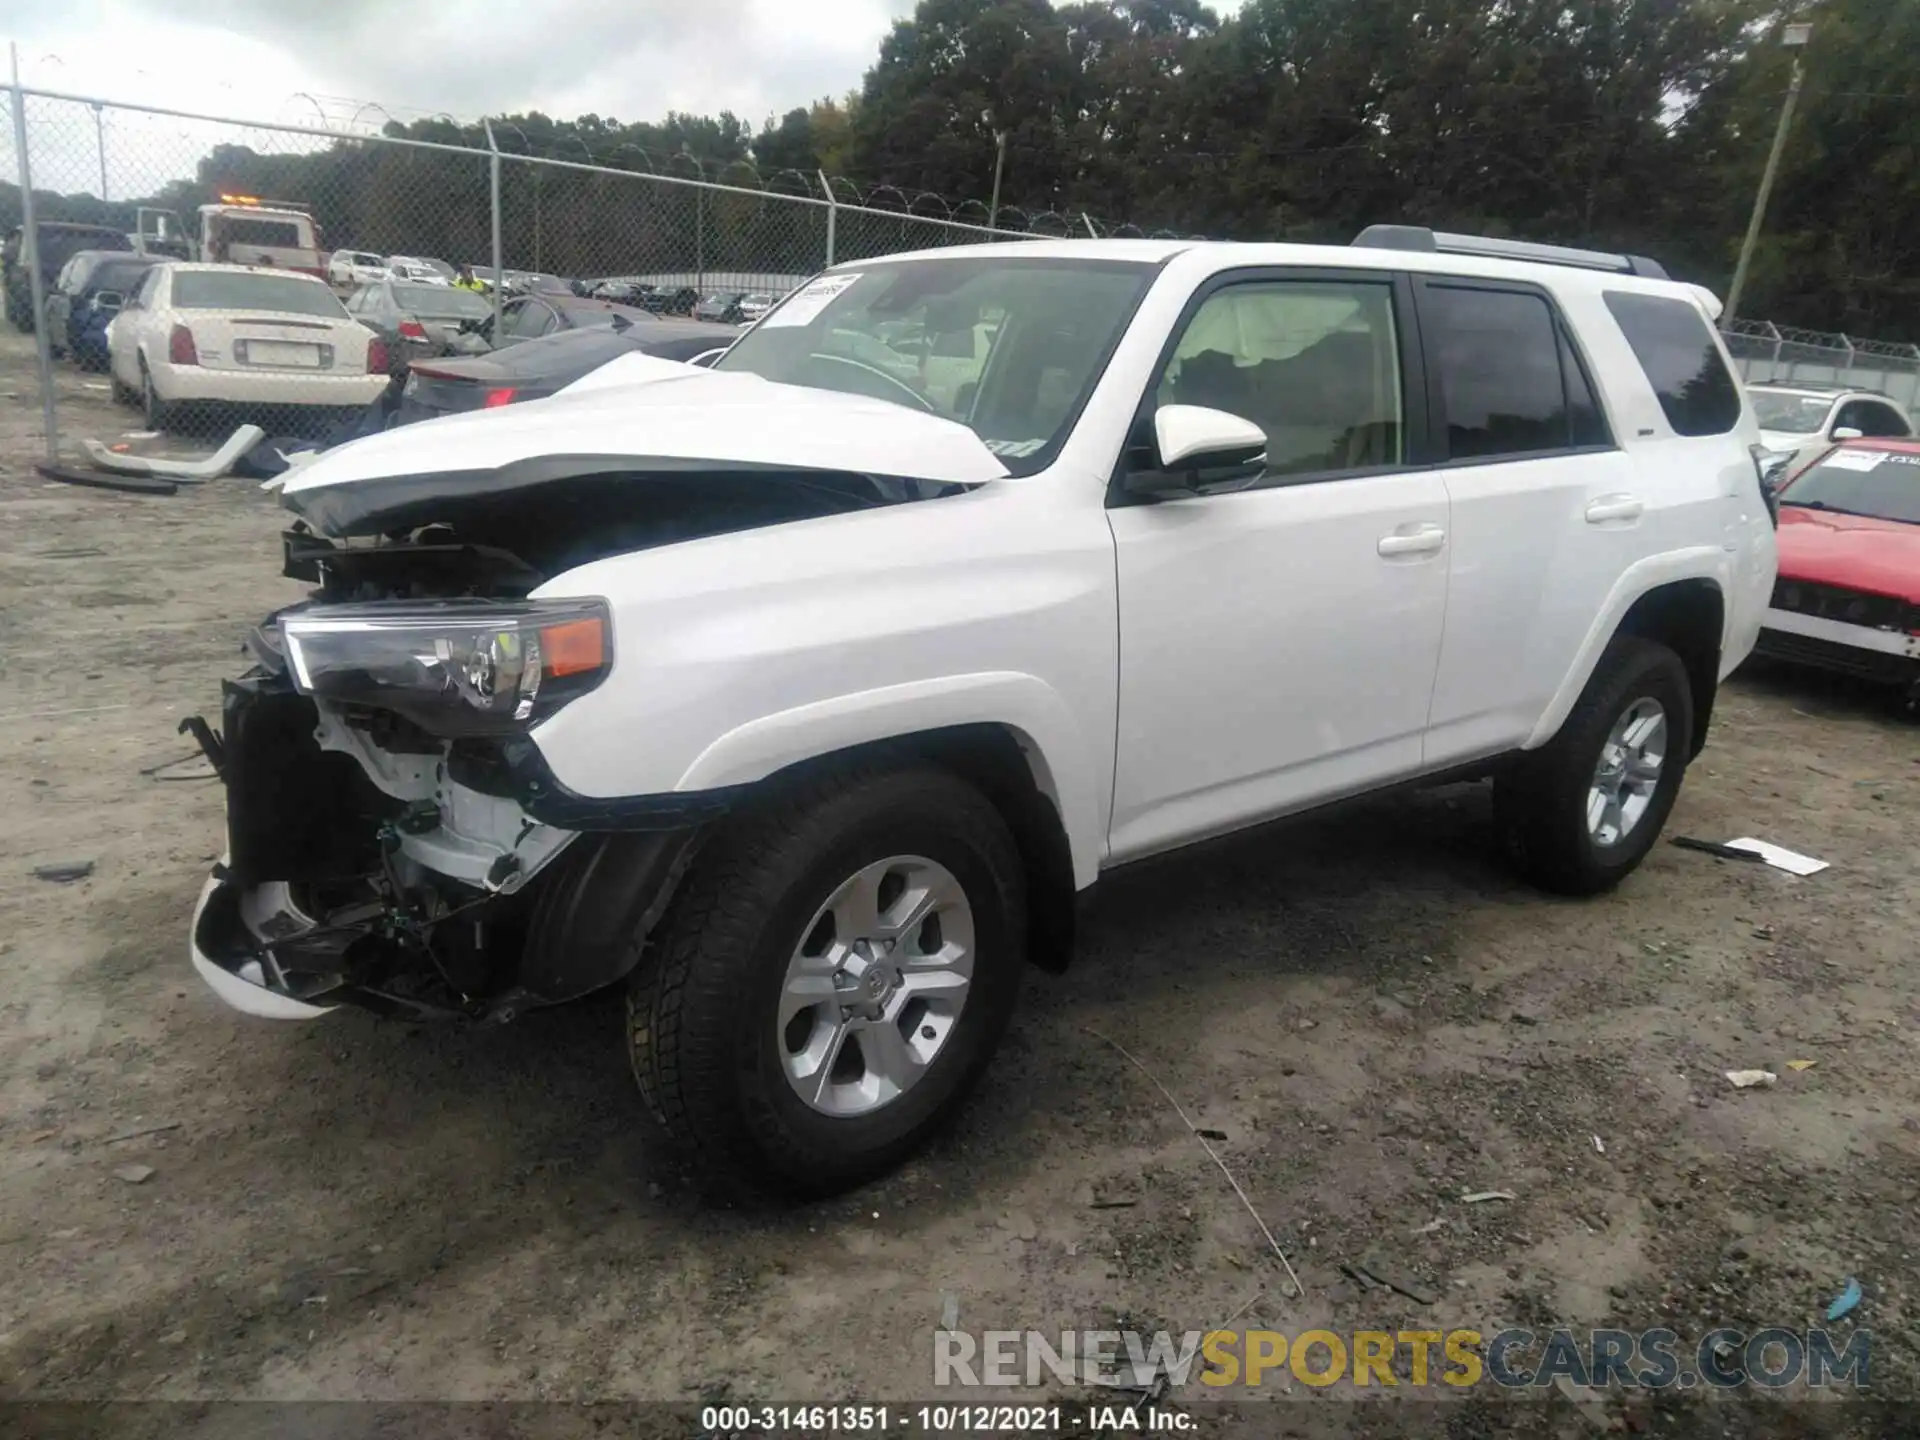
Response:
[[0, 331, 1914, 1437]]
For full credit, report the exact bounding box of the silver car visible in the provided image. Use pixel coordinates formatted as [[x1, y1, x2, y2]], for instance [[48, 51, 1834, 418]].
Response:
[[345, 279, 494, 374]]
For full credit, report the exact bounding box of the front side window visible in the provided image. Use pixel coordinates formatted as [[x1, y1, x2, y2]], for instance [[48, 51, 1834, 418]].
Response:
[[1425, 284, 1577, 459], [1155, 278, 1404, 476], [1602, 290, 1742, 437], [716, 257, 1154, 475]]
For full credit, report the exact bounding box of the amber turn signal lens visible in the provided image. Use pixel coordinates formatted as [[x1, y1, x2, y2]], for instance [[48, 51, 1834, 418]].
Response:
[[540, 617, 606, 679]]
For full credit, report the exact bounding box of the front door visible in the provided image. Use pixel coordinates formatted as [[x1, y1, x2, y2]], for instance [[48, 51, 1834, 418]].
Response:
[[1106, 270, 1450, 864]]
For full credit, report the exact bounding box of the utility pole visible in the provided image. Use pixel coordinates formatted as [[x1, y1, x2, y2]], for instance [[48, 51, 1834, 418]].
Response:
[[91, 102, 107, 201], [1726, 21, 1812, 324], [984, 112, 1007, 232]]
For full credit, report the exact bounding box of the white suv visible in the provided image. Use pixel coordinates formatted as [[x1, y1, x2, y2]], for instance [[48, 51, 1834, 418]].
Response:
[[184, 228, 1777, 1196]]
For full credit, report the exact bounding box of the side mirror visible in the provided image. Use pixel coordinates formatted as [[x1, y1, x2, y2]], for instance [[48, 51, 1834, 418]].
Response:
[[1831, 426, 1863, 441], [93, 290, 124, 312], [1122, 405, 1268, 500]]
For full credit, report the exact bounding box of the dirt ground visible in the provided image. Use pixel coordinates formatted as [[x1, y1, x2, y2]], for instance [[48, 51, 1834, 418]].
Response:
[[0, 330, 1915, 1437]]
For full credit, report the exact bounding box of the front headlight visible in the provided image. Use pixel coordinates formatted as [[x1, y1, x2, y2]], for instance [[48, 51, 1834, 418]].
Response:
[[281, 599, 611, 737]]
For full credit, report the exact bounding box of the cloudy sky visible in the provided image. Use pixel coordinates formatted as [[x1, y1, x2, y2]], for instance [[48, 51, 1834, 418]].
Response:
[[2, 0, 934, 131]]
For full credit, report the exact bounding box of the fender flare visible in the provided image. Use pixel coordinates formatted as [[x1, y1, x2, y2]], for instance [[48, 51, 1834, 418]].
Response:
[[1524, 546, 1731, 750], [675, 671, 1105, 888]]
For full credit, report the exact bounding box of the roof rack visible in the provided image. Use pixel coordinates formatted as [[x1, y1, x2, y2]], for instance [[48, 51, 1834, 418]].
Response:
[[1352, 225, 1670, 280]]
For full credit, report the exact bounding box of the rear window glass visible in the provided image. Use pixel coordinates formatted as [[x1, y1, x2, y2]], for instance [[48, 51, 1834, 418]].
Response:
[[1603, 291, 1741, 437], [172, 271, 346, 318], [394, 283, 490, 320]]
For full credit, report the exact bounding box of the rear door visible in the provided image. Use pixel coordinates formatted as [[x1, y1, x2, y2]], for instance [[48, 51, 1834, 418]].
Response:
[[1417, 277, 1641, 764]]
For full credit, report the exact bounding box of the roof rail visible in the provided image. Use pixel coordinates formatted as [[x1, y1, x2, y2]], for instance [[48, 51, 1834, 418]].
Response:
[[1352, 224, 1670, 280]]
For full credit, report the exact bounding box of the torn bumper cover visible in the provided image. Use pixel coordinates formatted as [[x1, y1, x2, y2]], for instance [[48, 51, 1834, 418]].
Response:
[[185, 638, 708, 1023]]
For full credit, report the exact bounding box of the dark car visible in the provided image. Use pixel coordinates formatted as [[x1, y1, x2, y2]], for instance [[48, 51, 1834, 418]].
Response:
[[484, 293, 660, 348], [4, 222, 133, 330], [692, 289, 747, 324], [395, 316, 738, 424], [640, 285, 699, 316], [592, 277, 654, 305], [345, 278, 495, 374], [46, 250, 159, 367]]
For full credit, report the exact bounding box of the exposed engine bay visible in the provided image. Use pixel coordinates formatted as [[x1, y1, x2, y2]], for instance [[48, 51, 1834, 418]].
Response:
[[188, 465, 956, 1019]]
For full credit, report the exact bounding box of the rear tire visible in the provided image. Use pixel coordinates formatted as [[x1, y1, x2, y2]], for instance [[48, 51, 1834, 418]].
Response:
[[139, 358, 172, 430], [626, 763, 1027, 1199], [1494, 636, 1694, 896]]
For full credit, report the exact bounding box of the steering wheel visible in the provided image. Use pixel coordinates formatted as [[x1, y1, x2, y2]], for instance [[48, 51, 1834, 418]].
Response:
[[806, 352, 935, 412]]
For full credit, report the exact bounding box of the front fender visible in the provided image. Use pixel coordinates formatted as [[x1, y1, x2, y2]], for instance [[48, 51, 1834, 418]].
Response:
[[677, 671, 1103, 888], [1524, 546, 1730, 750]]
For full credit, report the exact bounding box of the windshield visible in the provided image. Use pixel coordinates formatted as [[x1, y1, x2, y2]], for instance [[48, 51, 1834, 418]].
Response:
[[742, 292, 774, 305], [1781, 448, 1920, 524], [715, 257, 1155, 475], [172, 271, 346, 318], [703, 292, 740, 304], [395, 283, 489, 320], [1750, 391, 1832, 434]]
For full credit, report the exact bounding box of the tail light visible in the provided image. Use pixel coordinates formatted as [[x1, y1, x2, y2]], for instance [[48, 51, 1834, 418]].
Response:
[[366, 337, 389, 374], [483, 387, 517, 408], [398, 319, 428, 341], [167, 324, 198, 366]]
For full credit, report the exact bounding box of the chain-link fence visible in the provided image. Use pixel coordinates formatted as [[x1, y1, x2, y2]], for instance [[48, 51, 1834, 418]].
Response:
[[0, 85, 1096, 454], [4, 83, 1916, 457], [1720, 319, 1920, 411]]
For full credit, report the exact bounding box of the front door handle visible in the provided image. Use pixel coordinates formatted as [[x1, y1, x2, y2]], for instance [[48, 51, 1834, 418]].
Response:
[[1585, 494, 1644, 524], [1377, 523, 1446, 558]]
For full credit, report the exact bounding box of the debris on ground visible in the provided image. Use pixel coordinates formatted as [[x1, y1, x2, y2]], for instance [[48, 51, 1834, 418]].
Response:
[[32, 861, 95, 883], [112, 1164, 155, 1185], [79, 424, 265, 482], [1410, 1217, 1445, 1235], [33, 462, 175, 496], [1722, 838, 1830, 876], [1826, 1278, 1863, 1321], [1591, 1134, 1606, 1154], [1083, 1026, 1304, 1299], [1724, 1069, 1778, 1089], [1460, 1190, 1516, 1204], [104, 1122, 181, 1145], [1669, 836, 1766, 862], [940, 1292, 959, 1330], [1088, 1198, 1138, 1210], [1352, 1251, 1437, 1305], [1786, 1059, 1817, 1073], [1195, 1128, 1228, 1141]]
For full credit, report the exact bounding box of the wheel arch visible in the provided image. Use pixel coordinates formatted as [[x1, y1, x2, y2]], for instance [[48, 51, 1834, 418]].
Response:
[[1527, 551, 1730, 758], [720, 722, 1081, 974]]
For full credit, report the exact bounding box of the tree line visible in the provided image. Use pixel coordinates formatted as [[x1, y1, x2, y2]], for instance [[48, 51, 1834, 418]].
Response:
[[4, 0, 1914, 338]]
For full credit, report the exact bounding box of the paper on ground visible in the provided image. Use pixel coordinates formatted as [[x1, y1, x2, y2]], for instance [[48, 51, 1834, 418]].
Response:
[[1724, 838, 1828, 875]]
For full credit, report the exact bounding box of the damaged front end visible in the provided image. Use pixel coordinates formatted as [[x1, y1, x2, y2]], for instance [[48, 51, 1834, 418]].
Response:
[[187, 533, 704, 1022]]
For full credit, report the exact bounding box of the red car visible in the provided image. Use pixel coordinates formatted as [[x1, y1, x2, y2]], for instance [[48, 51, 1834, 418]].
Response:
[[1754, 438, 1920, 699]]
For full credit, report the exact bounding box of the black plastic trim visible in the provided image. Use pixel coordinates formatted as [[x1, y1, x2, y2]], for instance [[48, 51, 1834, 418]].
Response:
[[476, 737, 742, 831]]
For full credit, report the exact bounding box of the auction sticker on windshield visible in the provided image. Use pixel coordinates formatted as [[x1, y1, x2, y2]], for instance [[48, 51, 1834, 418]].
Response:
[[762, 272, 863, 327], [1822, 450, 1885, 472]]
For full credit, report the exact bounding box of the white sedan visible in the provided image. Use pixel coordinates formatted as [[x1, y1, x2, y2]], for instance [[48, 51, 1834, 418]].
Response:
[[108, 263, 391, 430]]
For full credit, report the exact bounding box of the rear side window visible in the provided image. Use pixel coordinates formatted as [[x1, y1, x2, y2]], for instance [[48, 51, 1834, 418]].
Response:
[[1425, 284, 1601, 460], [222, 218, 306, 249], [1602, 291, 1741, 436]]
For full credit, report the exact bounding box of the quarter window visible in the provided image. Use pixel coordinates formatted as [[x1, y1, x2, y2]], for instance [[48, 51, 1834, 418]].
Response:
[[1154, 279, 1404, 478], [1425, 284, 1585, 460], [1602, 290, 1742, 437]]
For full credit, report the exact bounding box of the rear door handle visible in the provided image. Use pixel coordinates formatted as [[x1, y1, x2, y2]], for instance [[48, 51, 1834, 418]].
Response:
[[1585, 494, 1644, 524], [1377, 523, 1446, 558]]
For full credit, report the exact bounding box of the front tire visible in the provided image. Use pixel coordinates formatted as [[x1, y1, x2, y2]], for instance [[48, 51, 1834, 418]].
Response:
[[627, 763, 1027, 1199], [1494, 636, 1694, 896]]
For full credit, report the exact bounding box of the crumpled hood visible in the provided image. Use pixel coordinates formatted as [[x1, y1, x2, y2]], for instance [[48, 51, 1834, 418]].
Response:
[[282, 353, 1010, 522], [1776, 506, 1920, 604]]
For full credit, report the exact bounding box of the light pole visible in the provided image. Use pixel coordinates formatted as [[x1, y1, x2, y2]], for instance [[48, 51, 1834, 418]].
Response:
[[91, 102, 107, 202], [1725, 20, 1812, 324], [984, 110, 1007, 232]]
